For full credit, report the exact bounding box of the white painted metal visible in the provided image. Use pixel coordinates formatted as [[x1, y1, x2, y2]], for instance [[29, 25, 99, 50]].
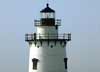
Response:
[[28, 41, 67, 72], [36, 26, 58, 39]]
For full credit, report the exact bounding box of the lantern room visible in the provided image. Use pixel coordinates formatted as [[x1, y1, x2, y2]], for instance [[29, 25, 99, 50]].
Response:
[[40, 3, 55, 26], [34, 3, 61, 26], [40, 3, 55, 18]]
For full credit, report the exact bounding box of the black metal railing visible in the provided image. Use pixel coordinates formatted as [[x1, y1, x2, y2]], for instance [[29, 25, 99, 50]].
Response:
[[34, 19, 61, 26], [34, 20, 40, 26], [55, 19, 61, 26], [25, 33, 71, 41]]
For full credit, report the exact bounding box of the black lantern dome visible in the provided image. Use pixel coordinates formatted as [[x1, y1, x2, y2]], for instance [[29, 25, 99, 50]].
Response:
[[40, 4, 55, 13]]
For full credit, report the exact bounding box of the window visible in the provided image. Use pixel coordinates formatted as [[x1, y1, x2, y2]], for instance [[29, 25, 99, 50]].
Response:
[[64, 58, 68, 69], [32, 58, 39, 70], [41, 13, 55, 18], [50, 45, 53, 48], [37, 46, 39, 48]]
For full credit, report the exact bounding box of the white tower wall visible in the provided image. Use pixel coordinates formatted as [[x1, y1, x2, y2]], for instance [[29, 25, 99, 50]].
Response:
[[28, 41, 67, 72]]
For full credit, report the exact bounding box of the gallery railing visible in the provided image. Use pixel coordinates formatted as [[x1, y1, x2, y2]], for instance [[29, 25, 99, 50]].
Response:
[[25, 33, 71, 41], [34, 19, 61, 26]]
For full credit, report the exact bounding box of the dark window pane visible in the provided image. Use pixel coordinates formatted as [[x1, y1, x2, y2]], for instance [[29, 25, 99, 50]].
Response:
[[64, 58, 68, 69], [32, 58, 39, 70]]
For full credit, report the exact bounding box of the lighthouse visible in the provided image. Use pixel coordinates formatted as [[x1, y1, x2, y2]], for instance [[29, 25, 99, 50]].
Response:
[[25, 3, 71, 72]]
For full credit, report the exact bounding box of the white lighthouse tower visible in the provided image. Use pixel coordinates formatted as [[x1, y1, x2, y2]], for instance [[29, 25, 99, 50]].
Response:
[[25, 4, 71, 72]]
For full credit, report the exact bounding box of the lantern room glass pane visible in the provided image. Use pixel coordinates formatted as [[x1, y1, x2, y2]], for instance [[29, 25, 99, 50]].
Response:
[[41, 13, 55, 18]]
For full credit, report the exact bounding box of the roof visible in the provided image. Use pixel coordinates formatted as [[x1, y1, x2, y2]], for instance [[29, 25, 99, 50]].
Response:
[[40, 4, 55, 13]]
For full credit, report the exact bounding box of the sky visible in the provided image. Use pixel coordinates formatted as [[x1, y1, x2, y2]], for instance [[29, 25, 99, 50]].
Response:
[[0, 0, 100, 72]]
